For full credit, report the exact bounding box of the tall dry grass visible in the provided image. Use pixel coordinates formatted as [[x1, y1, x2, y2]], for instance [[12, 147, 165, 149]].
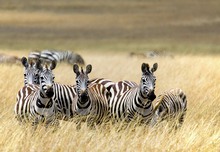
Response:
[[0, 51, 219, 151]]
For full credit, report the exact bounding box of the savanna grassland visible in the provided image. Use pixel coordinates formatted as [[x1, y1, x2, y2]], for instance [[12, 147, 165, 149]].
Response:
[[0, 0, 220, 152], [0, 52, 220, 151]]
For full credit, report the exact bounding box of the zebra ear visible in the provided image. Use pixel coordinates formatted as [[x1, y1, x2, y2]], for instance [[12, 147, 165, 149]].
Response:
[[86, 64, 92, 74], [151, 63, 158, 73], [21, 57, 28, 68], [50, 61, 57, 70], [73, 64, 80, 75], [141, 63, 149, 73]]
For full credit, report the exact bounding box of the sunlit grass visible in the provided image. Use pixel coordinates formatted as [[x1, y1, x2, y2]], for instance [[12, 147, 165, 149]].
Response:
[[0, 50, 219, 151], [0, 1, 220, 151]]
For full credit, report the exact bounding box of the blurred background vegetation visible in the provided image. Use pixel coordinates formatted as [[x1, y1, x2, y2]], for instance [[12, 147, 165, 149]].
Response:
[[0, 0, 220, 54]]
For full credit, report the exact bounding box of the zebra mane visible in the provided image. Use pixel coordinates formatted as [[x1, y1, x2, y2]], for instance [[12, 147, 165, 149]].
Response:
[[44, 64, 49, 69], [28, 60, 34, 67], [81, 67, 84, 74], [41, 60, 56, 71]]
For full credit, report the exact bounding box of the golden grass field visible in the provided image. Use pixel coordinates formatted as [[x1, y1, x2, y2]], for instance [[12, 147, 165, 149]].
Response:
[[0, 0, 220, 151], [0, 50, 219, 151]]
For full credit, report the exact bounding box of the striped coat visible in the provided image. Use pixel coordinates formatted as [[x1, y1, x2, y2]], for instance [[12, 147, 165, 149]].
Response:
[[15, 84, 57, 126], [151, 88, 187, 128], [28, 49, 85, 65], [15, 61, 58, 126], [21, 57, 114, 122], [73, 64, 109, 124], [109, 63, 158, 123]]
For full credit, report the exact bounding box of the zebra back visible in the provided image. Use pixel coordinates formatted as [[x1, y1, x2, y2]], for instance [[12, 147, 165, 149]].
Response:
[[28, 50, 85, 66], [151, 88, 187, 127], [89, 78, 115, 91], [121, 80, 138, 88]]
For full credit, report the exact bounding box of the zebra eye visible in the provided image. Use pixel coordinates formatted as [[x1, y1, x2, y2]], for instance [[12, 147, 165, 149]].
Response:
[[40, 76, 44, 80], [24, 73, 27, 77]]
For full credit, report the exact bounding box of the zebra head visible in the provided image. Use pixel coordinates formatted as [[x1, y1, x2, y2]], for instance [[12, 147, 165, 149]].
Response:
[[39, 61, 56, 98], [21, 57, 41, 86], [140, 63, 158, 101], [150, 96, 168, 126], [73, 64, 92, 101]]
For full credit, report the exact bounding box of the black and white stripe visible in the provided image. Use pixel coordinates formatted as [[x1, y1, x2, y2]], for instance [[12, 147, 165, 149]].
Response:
[[151, 88, 187, 128], [28, 49, 85, 65], [15, 59, 58, 126], [109, 63, 158, 123], [73, 64, 109, 124], [21, 57, 113, 122], [45, 79, 112, 121], [89, 78, 115, 92], [21, 57, 41, 86]]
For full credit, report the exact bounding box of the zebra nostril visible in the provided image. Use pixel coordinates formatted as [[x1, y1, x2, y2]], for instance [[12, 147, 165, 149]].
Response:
[[46, 88, 54, 97], [148, 90, 156, 101]]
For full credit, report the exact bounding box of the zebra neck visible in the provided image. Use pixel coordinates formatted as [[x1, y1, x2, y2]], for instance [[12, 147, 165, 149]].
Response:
[[36, 91, 53, 108], [136, 88, 151, 106]]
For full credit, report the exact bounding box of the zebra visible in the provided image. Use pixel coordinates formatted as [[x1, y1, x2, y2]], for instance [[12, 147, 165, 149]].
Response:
[[20, 56, 77, 120], [50, 73, 113, 122], [28, 49, 85, 66], [73, 64, 109, 124], [52, 76, 113, 122], [21, 57, 114, 122], [109, 63, 158, 123], [15, 58, 58, 127], [151, 88, 187, 128], [45, 78, 112, 122], [21, 57, 41, 86]]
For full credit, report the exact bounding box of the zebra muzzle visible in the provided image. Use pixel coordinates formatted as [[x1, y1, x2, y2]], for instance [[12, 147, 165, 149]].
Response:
[[45, 87, 54, 97], [147, 91, 156, 101], [80, 89, 87, 95]]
